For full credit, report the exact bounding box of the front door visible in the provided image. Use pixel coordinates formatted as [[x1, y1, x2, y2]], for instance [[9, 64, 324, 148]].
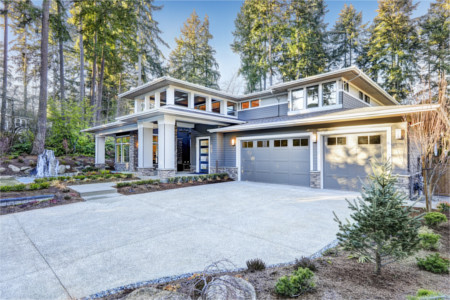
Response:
[[199, 138, 209, 174]]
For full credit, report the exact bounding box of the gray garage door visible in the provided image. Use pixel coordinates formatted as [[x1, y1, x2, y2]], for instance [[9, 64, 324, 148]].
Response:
[[241, 137, 310, 186], [323, 132, 386, 191]]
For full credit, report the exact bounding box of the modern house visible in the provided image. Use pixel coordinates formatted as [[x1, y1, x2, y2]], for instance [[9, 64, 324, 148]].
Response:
[[83, 66, 439, 194]]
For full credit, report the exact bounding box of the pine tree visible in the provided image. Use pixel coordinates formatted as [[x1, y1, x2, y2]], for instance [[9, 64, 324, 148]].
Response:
[[169, 10, 220, 89], [419, 0, 449, 89], [334, 160, 422, 275], [329, 4, 366, 69], [364, 0, 419, 102], [277, 0, 328, 81]]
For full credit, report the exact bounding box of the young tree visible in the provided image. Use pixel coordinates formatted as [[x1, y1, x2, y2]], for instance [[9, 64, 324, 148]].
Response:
[[169, 10, 220, 89], [364, 0, 419, 102], [407, 78, 449, 211], [31, 0, 50, 155], [277, 0, 328, 81], [329, 4, 366, 69], [334, 160, 422, 275]]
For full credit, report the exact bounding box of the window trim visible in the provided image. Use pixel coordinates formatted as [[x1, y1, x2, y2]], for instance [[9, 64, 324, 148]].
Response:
[[289, 80, 339, 113], [115, 136, 130, 163]]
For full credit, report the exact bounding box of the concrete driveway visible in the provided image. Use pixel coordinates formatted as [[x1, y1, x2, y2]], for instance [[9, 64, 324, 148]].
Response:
[[0, 181, 358, 300]]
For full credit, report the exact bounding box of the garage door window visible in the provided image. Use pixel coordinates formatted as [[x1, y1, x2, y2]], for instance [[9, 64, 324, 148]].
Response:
[[243, 141, 253, 148], [274, 139, 288, 147], [328, 136, 346, 146], [257, 140, 269, 148], [293, 138, 309, 147], [358, 135, 381, 145]]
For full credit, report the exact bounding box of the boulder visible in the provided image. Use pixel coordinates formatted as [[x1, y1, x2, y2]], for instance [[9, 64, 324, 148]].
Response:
[[20, 166, 31, 171], [8, 165, 20, 173], [125, 287, 190, 300], [58, 165, 66, 174], [201, 275, 256, 300], [0, 167, 5, 173], [65, 165, 71, 170]]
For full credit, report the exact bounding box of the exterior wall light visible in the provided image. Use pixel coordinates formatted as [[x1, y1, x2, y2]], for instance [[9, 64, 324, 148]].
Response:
[[312, 132, 317, 143], [231, 138, 236, 146], [395, 129, 405, 140]]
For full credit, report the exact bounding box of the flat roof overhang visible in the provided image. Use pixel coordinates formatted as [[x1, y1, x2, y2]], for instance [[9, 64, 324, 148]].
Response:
[[208, 104, 440, 133]]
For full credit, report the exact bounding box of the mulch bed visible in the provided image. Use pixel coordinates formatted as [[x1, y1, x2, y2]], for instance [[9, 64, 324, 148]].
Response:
[[0, 186, 84, 215], [117, 179, 234, 195], [96, 221, 450, 300]]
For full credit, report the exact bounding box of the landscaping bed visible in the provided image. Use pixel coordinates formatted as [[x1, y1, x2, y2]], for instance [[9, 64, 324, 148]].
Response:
[[0, 185, 83, 215], [116, 174, 233, 195]]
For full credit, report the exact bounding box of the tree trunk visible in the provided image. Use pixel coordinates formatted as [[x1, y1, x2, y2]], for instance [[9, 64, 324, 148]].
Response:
[[79, 17, 85, 103], [31, 0, 50, 155], [58, 1, 65, 104], [1, 0, 8, 133], [90, 32, 97, 107], [422, 156, 431, 212], [96, 49, 105, 123], [375, 247, 381, 275], [23, 32, 28, 113]]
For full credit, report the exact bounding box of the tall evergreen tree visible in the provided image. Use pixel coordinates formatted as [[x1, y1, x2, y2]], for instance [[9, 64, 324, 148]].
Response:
[[419, 0, 449, 88], [277, 0, 328, 81], [363, 0, 419, 102], [1, 0, 9, 133], [329, 4, 365, 69], [169, 10, 220, 89]]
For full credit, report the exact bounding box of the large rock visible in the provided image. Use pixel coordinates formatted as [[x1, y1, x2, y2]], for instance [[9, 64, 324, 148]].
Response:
[[0, 167, 5, 173], [8, 165, 20, 173], [20, 166, 31, 171], [58, 165, 66, 174], [202, 275, 256, 300], [125, 287, 190, 300]]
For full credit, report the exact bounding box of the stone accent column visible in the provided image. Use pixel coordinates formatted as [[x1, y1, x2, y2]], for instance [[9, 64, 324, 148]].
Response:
[[95, 135, 106, 168], [310, 171, 321, 188], [157, 115, 176, 180], [395, 174, 411, 197], [129, 133, 138, 172], [137, 122, 155, 175]]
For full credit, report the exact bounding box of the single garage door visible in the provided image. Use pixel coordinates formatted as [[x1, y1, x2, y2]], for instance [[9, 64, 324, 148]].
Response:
[[323, 132, 386, 191], [241, 137, 310, 186]]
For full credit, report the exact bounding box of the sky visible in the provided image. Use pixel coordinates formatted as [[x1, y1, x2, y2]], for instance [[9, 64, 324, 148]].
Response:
[[153, 0, 432, 90]]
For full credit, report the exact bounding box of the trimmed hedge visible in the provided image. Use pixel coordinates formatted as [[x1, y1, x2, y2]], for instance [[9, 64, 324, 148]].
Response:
[[34, 172, 133, 184], [116, 179, 160, 188], [167, 173, 229, 184], [0, 182, 51, 192]]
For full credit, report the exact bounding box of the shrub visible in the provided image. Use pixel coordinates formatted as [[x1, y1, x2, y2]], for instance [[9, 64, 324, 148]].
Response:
[[246, 258, 266, 272], [419, 233, 441, 250], [17, 158, 24, 163], [275, 267, 315, 297], [64, 195, 71, 200], [13, 184, 26, 191], [116, 182, 132, 188], [0, 183, 27, 192], [424, 212, 448, 227], [28, 183, 41, 191], [322, 247, 339, 257], [293, 257, 317, 271], [437, 202, 450, 214], [407, 289, 445, 300], [417, 253, 449, 274], [125, 173, 133, 179]]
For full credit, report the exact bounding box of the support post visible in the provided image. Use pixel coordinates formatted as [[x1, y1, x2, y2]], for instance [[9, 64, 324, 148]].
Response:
[[138, 122, 154, 171], [157, 115, 176, 180], [95, 135, 106, 168]]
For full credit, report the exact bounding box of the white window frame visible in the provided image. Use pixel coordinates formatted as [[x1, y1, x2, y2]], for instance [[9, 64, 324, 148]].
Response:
[[115, 136, 131, 163], [288, 80, 340, 115], [195, 136, 211, 174]]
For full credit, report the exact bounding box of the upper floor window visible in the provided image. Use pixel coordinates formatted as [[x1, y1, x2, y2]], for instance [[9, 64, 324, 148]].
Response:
[[194, 95, 206, 110], [251, 100, 260, 108], [174, 90, 188, 107], [306, 85, 319, 108], [160, 91, 167, 106], [227, 102, 237, 116], [240, 100, 260, 110], [322, 82, 337, 106], [292, 88, 304, 111], [211, 99, 221, 113], [364, 95, 371, 104], [343, 81, 349, 92]]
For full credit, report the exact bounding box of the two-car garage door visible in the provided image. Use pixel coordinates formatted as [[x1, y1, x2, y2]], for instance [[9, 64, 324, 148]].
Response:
[[241, 137, 310, 186]]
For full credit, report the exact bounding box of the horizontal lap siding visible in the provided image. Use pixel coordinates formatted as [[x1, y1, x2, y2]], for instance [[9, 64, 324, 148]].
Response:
[[237, 103, 289, 121]]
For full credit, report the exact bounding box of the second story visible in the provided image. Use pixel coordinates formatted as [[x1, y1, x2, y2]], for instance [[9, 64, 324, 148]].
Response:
[[117, 66, 399, 125]]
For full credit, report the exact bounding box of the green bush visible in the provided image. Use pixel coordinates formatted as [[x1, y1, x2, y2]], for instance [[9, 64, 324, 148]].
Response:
[[40, 182, 50, 189], [407, 289, 445, 300], [116, 182, 132, 188], [437, 202, 450, 214], [246, 258, 266, 272], [424, 212, 448, 227], [275, 267, 315, 297], [417, 253, 449, 274], [28, 183, 41, 190], [419, 233, 441, 250], [293, 257, 317, 271]]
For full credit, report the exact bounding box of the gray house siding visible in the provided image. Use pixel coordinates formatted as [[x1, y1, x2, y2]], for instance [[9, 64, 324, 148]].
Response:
[[237, 103, 289, 121], [341, 91, 370, 109]]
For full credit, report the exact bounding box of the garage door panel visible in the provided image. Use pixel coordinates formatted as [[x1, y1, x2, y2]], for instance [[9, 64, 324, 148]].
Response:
[[241, 138, 310, 186], [324, 132, 385, 191]]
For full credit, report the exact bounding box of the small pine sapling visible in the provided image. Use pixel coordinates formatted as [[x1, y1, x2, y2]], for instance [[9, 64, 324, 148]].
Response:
[[334, 160, 423, 275]]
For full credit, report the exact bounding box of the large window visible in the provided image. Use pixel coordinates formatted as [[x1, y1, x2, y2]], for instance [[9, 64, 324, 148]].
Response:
[[194, 95, 206, 110], [241, 101, 250, 110], [116, 136, 130, 163], [174, 90, 188, 107], [322, 82, 337, 106], [160, 91, 167, 106], [211, 99, 221, 113], [306, 85, 319, 108], [291, 88, 304, 111], [227, 102, 237, 116], [153, 135, 158, 164], [240, 100, 260, 110], [149, 95, 156, 109]]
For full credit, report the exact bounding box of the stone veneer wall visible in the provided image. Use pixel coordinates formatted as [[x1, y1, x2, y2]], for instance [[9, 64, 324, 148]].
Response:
[[211, 167, 238, 180], [310, 171, 321, 188]]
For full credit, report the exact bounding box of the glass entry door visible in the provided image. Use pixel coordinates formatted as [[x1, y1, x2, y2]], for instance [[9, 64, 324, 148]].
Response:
[[199, 139, 209, 174]]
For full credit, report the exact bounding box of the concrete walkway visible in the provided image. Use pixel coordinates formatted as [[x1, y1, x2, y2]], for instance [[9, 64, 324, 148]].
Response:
[[0, 182, 358, 300]]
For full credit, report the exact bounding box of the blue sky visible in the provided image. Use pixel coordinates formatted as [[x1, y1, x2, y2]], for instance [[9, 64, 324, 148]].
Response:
[[154, 0, 432, 89]]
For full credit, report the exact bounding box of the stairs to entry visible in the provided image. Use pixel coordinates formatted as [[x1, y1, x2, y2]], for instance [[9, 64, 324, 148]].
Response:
[[70, 182, 123, 201]]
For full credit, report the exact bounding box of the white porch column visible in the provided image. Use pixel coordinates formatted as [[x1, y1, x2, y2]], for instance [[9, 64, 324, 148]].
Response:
[[144, 95, 150, 111], [95, 135, 105, 166], [155, 92, 160, 108], [206, 96, 212, 112], [166, 86, 175, 105], [188, 92, 195, 109], [138, 122, 154, 169], [157, 115, 176, 172], [134, 99, 139, 113], [220, 100, 227, 115]]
